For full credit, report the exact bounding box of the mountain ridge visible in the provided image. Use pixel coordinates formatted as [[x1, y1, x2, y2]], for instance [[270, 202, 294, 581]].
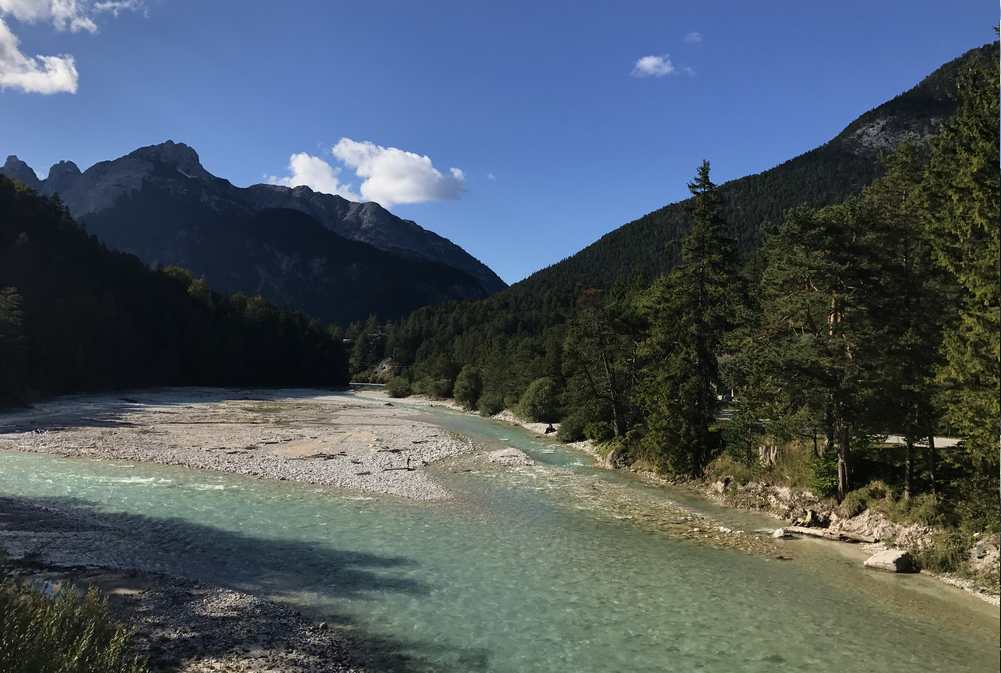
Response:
[[1, 141, 505, 295]]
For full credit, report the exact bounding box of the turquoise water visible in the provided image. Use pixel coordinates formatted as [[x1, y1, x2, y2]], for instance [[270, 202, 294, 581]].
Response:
[[1, 398, 997, 673]]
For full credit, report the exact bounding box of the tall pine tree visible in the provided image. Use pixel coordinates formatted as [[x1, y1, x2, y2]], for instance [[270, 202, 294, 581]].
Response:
[[639, 161, 741, 475]]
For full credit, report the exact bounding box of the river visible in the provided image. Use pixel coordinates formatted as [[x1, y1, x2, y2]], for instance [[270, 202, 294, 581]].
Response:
[[0, 392, 997, 673]]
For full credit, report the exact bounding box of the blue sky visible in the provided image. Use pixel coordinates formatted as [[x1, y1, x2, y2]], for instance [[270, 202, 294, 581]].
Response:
[[0, 1, 995, 283]]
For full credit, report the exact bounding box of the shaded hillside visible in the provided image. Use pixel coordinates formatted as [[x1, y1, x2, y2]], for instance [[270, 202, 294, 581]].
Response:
[[79, 175, 489, 324], [0, 177, 348, 402]]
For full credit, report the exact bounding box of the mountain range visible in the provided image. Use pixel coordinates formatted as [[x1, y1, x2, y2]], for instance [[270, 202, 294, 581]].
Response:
[[1, 142, 505, 324]]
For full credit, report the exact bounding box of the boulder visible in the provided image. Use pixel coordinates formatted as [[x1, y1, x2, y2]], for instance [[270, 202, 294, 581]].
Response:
[[711, 477, 732, 495], [794, 508, 830, 528], [864, 549, 918, 573]]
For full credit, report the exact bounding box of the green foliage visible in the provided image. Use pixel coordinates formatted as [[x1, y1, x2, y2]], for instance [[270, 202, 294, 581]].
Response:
[[809, 452, 840, 499], [0, 286, 26, 404], [0, 581, 147, 673], [839, 481, 892, 518], [915, 530, 973, 574], [452, 365, 483, 410], [385, 376, 412, 398], [583, 421, 615, 444], [414, 376, 453, 399], [556, 413, 586, 442], [638, 161, 741, 476], [517, 377, 559, 422], [476, 390, 505, 417], [919, 53, 1001, 467], [562, 288, 643, 438], [0, 178, 349, 400]]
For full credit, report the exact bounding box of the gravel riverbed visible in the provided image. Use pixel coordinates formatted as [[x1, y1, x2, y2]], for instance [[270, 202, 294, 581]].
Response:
[[0, 388, 474, 501]]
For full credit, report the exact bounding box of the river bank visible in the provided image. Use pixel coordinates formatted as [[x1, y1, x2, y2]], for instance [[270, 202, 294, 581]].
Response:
[[0, 388, 474, 501], [0, 495, 372, 673], [408, 392, 1000, 606]]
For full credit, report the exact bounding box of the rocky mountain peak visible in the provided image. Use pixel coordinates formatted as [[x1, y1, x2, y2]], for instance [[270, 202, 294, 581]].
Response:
[[2, 155, 41, 189], [45, 160, 82, 194], [129, 140, 211, 179]]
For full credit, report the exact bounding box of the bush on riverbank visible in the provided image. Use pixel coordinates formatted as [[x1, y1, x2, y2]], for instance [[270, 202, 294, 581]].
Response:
[[386, 376, 412, 398], [517, 377, 559, 422], [0, 580, 147, 673]]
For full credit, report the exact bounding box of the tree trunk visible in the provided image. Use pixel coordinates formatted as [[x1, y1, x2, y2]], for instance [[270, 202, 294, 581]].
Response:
[[904, 435, 914, 501], [836, 423, 850, 503], [925, 433, 937, 496], [824, 402, 835, 455]]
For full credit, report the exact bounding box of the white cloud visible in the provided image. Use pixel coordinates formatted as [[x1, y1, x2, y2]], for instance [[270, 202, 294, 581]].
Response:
[[94, 0, 143, 16], [631, 54, 676, 78], [266, 152, 360, 201], [331, 137, 465, 208], [0, 1, 98, 32], [268, 138, 466, 209], [0, 1, 142, 94], [0, 17, 77, 93], [683, 31, 703, 44]]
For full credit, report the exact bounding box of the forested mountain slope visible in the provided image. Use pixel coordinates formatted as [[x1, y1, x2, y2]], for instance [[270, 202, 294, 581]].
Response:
[[379, 43, 996, 393], [0, 177, 348, 403]]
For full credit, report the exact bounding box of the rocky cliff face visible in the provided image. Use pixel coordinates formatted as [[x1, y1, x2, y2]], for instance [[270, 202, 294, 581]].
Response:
[[1, 141, 505, 295]]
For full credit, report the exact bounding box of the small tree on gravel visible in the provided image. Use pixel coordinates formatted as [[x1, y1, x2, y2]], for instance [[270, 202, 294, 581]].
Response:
[[517, 377, 559, 422], [453, 365, 483, 410]]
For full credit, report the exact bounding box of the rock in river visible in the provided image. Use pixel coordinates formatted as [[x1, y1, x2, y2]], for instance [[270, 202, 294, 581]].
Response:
[[864, 549, 918, 573]]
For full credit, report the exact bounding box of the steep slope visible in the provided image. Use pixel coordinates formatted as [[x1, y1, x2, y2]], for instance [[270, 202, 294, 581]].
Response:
[[1, 143, 496, 324], [76, 172, 488, 324], [516, 42, 997, 295], [243, 184, 505, 293], [384, 42, 997, 384]]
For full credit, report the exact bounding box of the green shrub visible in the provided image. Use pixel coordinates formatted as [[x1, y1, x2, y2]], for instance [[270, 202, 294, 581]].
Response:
[[809, 452, 839, 498], [705, 453, 759, 484], [477, 391, 505, 417], [838, 480, 892, 518], [415, 376, 453, 399], [557, 413, 586, 442], [386, 376, 412, 398], [517, 377, 559, 422], [915, 530, 971, 574], [583, 421, 614, 443], [0, 581, 147, 673], [452, 366, 482, 410]]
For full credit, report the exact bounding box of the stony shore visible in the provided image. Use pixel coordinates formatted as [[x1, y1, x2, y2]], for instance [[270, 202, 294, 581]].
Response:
[[0, 496, 372, 673], [0, 388, 475, 501]]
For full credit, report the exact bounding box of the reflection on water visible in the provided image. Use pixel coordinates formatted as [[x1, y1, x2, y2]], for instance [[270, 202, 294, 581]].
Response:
[[0, 402, 997, 673]]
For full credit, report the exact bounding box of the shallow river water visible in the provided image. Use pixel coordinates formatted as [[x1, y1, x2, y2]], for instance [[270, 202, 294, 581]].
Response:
[[1, 394, 997, 673]]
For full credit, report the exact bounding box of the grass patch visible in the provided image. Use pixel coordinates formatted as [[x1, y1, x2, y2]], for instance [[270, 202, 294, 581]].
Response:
[[0, 579, 147, 673]]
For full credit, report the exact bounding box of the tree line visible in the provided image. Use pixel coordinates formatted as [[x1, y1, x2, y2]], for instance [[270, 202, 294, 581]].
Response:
[[0, 177, 349, 404]]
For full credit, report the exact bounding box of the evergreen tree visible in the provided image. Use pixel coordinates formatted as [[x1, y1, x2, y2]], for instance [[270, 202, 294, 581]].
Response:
[[734, 202, 882, 500], [453, 365, 483, 410], [919, 56, 1000, 468], [562, 289, 641, 438], [639, 161, 741, 475], [0, 286, 26, 403]]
